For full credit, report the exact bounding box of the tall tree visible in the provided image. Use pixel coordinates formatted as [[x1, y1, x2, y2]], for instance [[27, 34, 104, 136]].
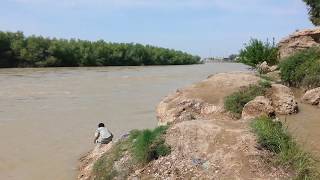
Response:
[[303, 0, 320, 26]]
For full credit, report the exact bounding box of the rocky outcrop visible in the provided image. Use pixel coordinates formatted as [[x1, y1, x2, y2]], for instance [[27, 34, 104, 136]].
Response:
[[267, 84, 298, 115], [302, 87, 320, 107], [156, 92, 219, 126], [242, 96, 275, 120], [278, 28, 320, 59], [256, 61, 278, 74], [157, 72, 260, 125]]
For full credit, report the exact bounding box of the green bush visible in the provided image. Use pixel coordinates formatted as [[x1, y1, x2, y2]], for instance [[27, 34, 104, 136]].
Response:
[[238, 38, 278, 67], [93, 126, 170, 179], [131, 126, 170, 163], [279, 47, 320, 88], [258, 79, 272, 89], [224, 82, 269, 118], [251, 116, 319, 179]]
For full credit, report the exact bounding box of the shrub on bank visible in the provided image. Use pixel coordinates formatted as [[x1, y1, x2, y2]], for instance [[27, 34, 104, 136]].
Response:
[[238, 38, 278, 67], [224, 80, 271, 118], [251, 116, 319, 179], [93, 126, 170, 179], [93, 138, 132, 179], [279, 47, 320, 89], [131, 126, 171, 163]]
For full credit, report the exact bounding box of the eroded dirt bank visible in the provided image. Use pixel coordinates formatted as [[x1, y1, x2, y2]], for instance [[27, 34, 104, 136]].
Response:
[[79, 72, 294, 179]]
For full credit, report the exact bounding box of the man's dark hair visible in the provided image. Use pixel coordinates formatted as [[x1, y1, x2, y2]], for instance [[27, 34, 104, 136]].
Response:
[[98, 123, 105, 127]]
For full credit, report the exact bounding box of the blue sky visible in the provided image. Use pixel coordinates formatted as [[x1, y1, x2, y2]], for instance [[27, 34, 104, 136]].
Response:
[[0, 0, 314, 57]]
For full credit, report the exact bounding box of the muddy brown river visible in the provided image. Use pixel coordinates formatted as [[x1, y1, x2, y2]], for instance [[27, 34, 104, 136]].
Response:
[[0, 63, 250, 180], [281, 90, 320, 159]]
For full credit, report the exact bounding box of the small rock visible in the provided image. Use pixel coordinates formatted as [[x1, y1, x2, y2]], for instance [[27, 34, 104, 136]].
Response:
[[257, 61, 272, 73], [302, 87, 320, 106]]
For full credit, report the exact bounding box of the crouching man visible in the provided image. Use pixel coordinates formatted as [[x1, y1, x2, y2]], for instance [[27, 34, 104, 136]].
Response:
[[94, 123, 113, 144]]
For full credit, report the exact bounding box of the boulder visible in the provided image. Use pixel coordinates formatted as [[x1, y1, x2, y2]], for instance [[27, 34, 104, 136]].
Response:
[[256, 61, 278, 74], [257, 61, 270, 73], [156, 92, 220, 126], [278, 28, 320, 60], [242, 96, 275, 120], [302, 87, 320, 107], [267, 84, 298, 115]]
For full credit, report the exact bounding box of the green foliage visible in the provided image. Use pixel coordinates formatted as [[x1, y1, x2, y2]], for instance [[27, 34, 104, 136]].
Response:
[[303, 0, 320, 26], [131, 126, 171, 163], [0, 31, 201, 68], [279, 47, 320, 88], [93, 138, 132, 180], [224, 81, 270, 118], [259, 73, 277, 82], [258, 79, 272, 89], [251, 116, 319, 179], [238, 38, 278, 67], [93, 126, 170, 179]]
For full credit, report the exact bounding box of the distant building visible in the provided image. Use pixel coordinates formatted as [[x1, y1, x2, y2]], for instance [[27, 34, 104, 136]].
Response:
[[202, 55, 238, 63]]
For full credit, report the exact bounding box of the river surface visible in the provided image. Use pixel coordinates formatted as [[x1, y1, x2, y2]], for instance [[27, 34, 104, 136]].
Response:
[[0, 63, 250, 180], [281, 90, 320, 159]]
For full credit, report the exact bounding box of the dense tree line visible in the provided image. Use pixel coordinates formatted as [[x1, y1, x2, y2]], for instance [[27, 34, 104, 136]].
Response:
[[0, 31, 201, 68], [303, 0, 320, 26]]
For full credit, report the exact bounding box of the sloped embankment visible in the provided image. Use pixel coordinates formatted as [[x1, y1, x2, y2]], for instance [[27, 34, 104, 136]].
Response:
[[78, 72, 293, 179], [140, 72, 290, 179]]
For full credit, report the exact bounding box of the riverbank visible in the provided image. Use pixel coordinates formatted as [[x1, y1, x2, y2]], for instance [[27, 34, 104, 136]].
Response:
[[79, 71, 319, 179]]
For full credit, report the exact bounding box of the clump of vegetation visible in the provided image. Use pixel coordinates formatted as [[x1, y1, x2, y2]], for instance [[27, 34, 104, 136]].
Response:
[[238, 38, 278, 67], [251, 116, 319, 179], [0, 31, 201, 68], [303, 0, 320, 26], [279, 47, 320, 89], [93, 126, 170, 179], [224, 80, 271, 118], [131, 126, 171, 163], [259, 74, 276, 82], [93, 138, 133, 179], [259, 79, 272, 89]]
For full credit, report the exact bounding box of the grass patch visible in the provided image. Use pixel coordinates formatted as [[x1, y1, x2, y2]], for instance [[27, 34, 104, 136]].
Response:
[[131, 126, 171, 163], [251, 116, 319, 179], [224, 80, 271, 118], [279, 47, 320, 89], [93, 126, 170, 179], [93, 138, 132, 180]]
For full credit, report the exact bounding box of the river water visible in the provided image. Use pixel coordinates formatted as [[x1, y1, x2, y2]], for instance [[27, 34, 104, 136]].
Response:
[[0, 63, 250, 180], [281, 90, 320, 159]]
